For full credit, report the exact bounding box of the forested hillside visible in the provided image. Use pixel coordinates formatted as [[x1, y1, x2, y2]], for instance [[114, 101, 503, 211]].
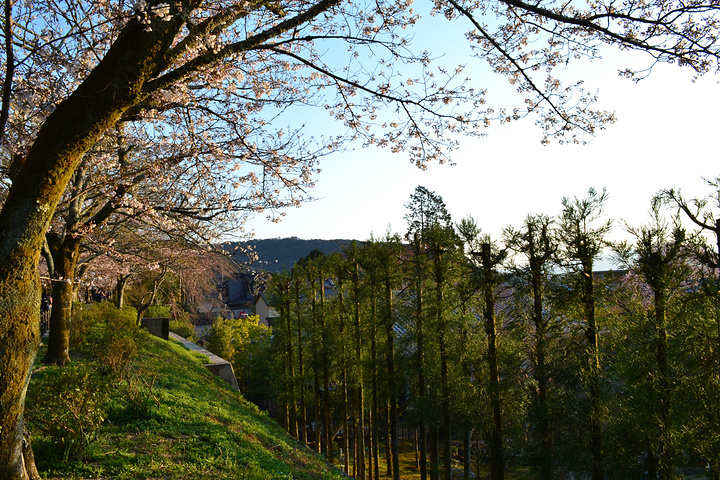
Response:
[[227, 238, 356, 272]]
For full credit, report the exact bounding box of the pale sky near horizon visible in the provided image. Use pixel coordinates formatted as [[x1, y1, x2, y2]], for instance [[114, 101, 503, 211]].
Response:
[[247, 26, 720, 251]]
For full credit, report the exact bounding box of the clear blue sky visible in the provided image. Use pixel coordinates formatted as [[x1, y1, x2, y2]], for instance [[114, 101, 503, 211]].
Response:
[[248, 32, 720, 246]]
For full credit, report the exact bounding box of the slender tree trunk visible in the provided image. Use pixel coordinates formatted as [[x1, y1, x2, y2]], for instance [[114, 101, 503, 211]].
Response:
[[385, 404, 393, 477], [413, 243, 428, 480], [384, 272, 400, 480], [309, 276, 322, 453], [0, 0, 16, 145], [313, 352, 322, 453], [582, 262, 603, 480], [434, 252, 452, 480], [654, 289, 672, 479], [352, 259, 366, 479], [319, 279, 333, 462], [351, 421, 357, 478], [531, 263, 551, 480], [416, 294, 427, 480], [464, 427, 472, 480], [371, 297, 380, 480], [43, 235, 81, 365], [337, 274, 350, 475], [430, 424, 439, 480], [415, 428, 420, 468], [368, 408, 374, 480], [284, 292, 298, 439], [482, 243, 504, 480], [295, 283, 308, 445]]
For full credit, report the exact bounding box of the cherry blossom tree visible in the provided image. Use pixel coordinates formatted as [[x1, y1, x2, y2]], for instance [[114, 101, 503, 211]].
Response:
[[1, 0, 720, 478]]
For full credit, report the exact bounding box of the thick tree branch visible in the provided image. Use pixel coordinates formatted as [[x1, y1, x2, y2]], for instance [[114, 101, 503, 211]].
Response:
[[144, 0, 344, 94]]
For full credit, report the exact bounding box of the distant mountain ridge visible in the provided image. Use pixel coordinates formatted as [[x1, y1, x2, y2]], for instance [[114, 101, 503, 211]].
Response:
[[227, 237, 357, 272]]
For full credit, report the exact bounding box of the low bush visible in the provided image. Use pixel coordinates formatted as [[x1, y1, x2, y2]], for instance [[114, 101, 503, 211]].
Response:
[[169, 318, 198, 342], [87, 304, 147, 375], [25, 363, 111, 461], [145, 304, 171, 318], [115, 365, 161, 420], [73, 302, 137, 351]]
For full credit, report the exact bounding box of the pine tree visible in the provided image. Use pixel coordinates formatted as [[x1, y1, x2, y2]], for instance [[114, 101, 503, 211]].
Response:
[[504, 214, 558, 479], [557, 188, 611, 480]]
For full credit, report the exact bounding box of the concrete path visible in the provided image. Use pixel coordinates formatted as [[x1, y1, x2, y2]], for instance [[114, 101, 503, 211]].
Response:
[[169, 332, 240, 391]]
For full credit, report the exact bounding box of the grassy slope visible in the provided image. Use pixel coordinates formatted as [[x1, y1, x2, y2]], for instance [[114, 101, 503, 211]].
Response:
[[27, 335, 346, 480]]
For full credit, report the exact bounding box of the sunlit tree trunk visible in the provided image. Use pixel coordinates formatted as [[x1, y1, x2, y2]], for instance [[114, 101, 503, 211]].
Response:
[[319, 275, 333, 462], [312, 279, 322, 454], [0, 12, 186, 473], [277, 277, 298, 439], [42, 234, 81, 365], [370, 289, 380, 480]]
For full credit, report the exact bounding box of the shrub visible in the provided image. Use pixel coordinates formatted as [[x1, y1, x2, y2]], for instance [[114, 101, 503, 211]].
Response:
[[116, 365, 161, 419], [74, 302, 137, 351], [145, 304, 172, 318], [25, 363, 111, 460], [77, 302, 146, 375], [95, 310, 147, 375], [169, 319, 198, 342], [205, 316, 236, 361]]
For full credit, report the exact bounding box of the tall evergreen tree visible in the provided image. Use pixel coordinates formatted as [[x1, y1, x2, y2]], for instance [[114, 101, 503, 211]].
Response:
[[661, 182, 720, 477], [504, 214, 558, 479], [614, 202, 690, 479], [459, 217, 508, 480], [557, 187, 611, 480], [404, 185, 456, 480], [343, 241, 367, 479]]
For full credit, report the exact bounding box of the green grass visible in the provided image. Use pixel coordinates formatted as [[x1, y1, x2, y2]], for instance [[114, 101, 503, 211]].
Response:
[[26, 332, 345, 480]]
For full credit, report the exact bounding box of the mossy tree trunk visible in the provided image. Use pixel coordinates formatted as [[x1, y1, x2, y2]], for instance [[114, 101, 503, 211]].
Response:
[[42, 233, 81, 365], [0, 9, 186, 478]]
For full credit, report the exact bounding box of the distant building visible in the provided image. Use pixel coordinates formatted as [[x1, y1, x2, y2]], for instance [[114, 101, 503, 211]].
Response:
[[218, 273, 258, 319], [254, 294, 279, 327]]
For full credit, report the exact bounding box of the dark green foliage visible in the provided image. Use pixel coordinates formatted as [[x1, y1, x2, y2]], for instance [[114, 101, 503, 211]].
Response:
[[259, 185, 720, 479], [204, 315, 274, 403]]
